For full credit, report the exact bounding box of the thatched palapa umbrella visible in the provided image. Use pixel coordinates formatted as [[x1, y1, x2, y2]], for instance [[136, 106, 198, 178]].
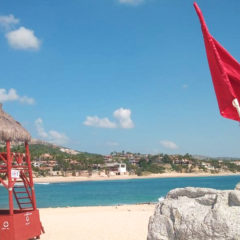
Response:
[[0, 103, 31, 143], [0, 103, 34, 214]]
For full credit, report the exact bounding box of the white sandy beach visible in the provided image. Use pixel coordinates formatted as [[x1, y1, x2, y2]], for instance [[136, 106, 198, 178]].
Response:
[[39, 204, 155, 240], [34, 172, 240, 184], [35, 171, 238, 240]]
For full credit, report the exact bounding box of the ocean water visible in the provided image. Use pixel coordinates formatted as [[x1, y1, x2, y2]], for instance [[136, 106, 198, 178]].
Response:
[[0, 175, 240, 208]]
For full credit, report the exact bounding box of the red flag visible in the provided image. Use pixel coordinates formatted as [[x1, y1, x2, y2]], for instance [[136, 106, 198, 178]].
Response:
[[194, 2, 240, 121]]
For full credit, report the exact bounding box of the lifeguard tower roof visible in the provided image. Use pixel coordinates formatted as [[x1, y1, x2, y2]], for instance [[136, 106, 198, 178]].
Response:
[[0, 103, 31, 142]]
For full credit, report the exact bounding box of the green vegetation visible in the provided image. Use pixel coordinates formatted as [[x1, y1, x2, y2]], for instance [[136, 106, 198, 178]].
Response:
[[3, 143, 104, 175], [136, 158, 165, 176], [1, 143, 240, 177]]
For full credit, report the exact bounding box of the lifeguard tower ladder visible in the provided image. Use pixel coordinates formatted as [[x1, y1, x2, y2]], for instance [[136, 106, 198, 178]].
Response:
[[0, 104, 44, 240]]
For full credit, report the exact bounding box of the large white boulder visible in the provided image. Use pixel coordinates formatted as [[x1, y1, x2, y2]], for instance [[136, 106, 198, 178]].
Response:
[[148, 187, 240, 240], [235, 182, 240, 190]]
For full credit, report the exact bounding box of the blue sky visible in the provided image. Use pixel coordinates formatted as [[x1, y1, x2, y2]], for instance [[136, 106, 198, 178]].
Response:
[[1, 0, 240, 157]]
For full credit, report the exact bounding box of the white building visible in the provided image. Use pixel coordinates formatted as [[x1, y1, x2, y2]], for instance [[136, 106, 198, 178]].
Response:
[[104, 162, 127, 175], [118, 163, 127, 175], [33, 161, 41, 168]]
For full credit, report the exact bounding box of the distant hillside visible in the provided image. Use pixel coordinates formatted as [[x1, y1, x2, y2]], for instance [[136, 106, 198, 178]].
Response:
[[30, 138, 58, 147], [2, 141, 240, 177], [215, 157, 240, 161], [0, 139, 99, 159], [193, 155, 240, 161], [30, 139, 80, 155]]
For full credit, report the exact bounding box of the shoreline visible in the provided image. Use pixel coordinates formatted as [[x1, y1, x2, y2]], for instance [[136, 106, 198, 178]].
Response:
[[39, 202, 156, 209], [34, 172, 240, 183], [37, 202, 157, 210]]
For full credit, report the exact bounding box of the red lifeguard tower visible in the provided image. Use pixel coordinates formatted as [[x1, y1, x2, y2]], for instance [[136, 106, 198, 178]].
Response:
[[0, 104, 44, 240]]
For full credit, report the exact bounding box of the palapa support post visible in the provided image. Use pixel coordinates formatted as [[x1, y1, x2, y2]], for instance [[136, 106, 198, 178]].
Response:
[[6, 140, 14, 216], [25, 141, 37, 210], [0, 104, 44, 240]]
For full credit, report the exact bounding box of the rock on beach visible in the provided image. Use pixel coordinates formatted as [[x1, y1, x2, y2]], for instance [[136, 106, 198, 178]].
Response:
[[148, 187, 240, 240]]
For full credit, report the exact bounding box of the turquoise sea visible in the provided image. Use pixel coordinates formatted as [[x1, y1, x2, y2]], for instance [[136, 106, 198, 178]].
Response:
[[0, 175, 240, 208]]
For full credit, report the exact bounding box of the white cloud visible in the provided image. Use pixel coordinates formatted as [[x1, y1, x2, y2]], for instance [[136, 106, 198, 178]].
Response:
[[113, 108, 134, 129], [35, 118, 48, 138], [0, 88, 35, 105], [160, 140, 179, 150], [6, 27, 40, 50], [35, 118, 69, 145], [0, 14, 19, 30], [48, 130, 69, 145], [118, 0, 144, 5], [83, 108, 134, 129], [182, 84, 188, 89], [0, 14, 41, 51], [84, 116, 117, 128], [18, 96, 35, 105], [0, 88, 18, 102]]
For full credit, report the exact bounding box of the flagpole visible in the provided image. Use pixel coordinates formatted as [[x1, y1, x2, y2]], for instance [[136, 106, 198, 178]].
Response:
[[232, 99, 240, 118]]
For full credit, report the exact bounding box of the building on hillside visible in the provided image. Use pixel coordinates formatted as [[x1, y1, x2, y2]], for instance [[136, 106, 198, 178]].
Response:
[[69, 160, 78, 164], [62, 171, 73, 177], [232, 161, 240, 166], [32, 161, 42, 168], [79, 170, 91, 177], [104, 155, 113, 162], [48, 160, 58, 167], [118, 163, 127, 175], [49, 170, 63, 176], [129, 158, 138, 166], [201, 162, 215, 171], [40, 153, 53, 160], [104, 163, 127, 175], [39, 166, 53, 172]]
